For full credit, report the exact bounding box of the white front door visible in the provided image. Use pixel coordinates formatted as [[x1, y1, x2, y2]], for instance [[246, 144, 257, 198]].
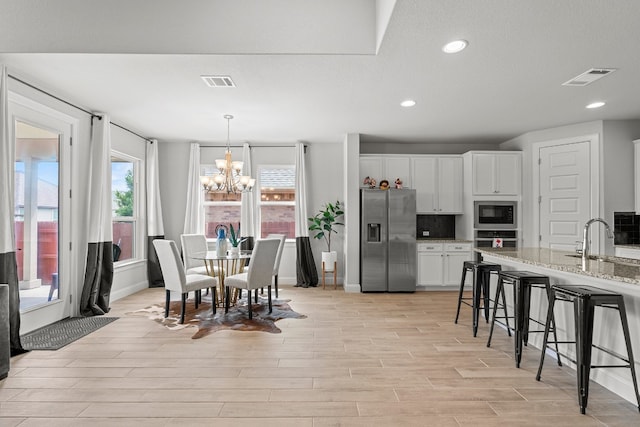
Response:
[[11, 94, 73, 333], [538, 141, 591, 251]]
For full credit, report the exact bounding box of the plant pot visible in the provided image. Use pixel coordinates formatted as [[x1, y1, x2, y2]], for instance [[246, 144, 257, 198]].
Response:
[[322, 251, 337, 272], [228, 246, 240, 256]]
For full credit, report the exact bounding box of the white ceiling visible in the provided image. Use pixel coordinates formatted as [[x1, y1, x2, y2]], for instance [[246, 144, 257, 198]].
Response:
[[1, 0, 640, 146]]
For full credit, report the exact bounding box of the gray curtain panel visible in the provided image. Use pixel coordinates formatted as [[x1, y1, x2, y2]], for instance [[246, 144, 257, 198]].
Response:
[[80, 114, 114, 316], [0, 65, 25, 355], [80, 242, 114, 316], [0, 284, 10, 377], [146, 140, 165, 288], [296, 237, 317, 287], [294, 142, 317, 287]]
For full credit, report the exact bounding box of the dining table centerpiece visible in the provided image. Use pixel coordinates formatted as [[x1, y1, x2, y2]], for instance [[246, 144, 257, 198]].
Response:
[[228, 223, 247, 256]]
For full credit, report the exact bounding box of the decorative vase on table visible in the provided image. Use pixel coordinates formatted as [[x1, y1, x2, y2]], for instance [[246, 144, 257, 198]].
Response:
[[216, 229, 228, 257]]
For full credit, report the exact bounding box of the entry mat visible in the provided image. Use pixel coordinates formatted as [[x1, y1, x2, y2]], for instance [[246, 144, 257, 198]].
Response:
[[20, 317, 118, 350]]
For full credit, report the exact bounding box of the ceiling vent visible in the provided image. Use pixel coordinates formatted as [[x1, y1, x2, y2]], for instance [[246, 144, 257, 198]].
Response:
[[200, 75, 236, 88], [562, 68, 617, 87]]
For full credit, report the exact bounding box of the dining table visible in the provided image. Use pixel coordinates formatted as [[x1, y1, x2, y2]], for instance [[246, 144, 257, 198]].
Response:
[[190, 250, 251, 307]]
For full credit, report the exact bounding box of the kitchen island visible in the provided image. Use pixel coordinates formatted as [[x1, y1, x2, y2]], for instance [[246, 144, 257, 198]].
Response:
[[476, 247, 640, 405]]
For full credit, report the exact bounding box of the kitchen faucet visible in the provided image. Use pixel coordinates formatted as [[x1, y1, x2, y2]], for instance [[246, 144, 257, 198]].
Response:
[[581, 218, 614, 261]]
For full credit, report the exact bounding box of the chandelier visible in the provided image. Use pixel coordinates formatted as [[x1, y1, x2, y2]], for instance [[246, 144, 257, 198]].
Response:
[[200, 114, 255, 194]]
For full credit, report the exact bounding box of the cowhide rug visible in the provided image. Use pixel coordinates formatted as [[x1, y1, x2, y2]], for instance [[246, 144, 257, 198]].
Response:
[[127, 295, 306, 339]]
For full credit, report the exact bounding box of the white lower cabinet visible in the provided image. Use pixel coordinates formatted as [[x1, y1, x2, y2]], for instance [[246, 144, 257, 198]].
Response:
[[417, 242, 472, 287], [417, 244, 444, 286]]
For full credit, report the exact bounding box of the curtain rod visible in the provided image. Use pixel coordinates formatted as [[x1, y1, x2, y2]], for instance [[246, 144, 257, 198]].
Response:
[[8, 73, 153, 143], [200, 144, 306, 148]]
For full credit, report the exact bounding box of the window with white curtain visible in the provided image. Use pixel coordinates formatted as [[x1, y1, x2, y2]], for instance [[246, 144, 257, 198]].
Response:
[[257, 165, 295, 239], [200, 164, 242, 238], [111, 152, 140, 262]]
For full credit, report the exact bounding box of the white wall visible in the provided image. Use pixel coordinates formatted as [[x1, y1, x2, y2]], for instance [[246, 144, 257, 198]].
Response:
[[157, 141, 345, 286], [110, 125, 149, 300], [501, 119, 640, 253], [157, 141, 192, 243], [500, 121, 604, 247], [305, 142, 345, 285], [601, 120, 640, 253], [344, 133, 361, 291], [8, 73, 156, 326], [9, 76, 88, 317]]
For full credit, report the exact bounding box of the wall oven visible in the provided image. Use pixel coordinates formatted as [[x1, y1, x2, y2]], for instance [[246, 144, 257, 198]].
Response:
[[474, 229, 518, 249], [474, 201, 517, 229]]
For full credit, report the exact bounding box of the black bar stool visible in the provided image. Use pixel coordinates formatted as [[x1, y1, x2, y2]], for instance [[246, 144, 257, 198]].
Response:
[[455, 261, 503, 337], [536, 284, 640, 414], [487, 271, 560, 368]]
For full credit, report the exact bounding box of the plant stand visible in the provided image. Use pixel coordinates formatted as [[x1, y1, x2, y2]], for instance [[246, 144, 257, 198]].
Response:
[[322, 261, 337, 290]]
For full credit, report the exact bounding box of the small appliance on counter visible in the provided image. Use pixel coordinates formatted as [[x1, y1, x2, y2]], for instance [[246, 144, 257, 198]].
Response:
[[360, 189, 416, 292]]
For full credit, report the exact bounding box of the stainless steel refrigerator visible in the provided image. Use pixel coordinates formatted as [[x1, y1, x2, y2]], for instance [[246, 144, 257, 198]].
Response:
[[360, 189, 416, 292]]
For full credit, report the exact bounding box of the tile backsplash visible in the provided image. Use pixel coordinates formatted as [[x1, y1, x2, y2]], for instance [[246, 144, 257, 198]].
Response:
[[417, 215, 455, 238], [614, 212, 640, 245]]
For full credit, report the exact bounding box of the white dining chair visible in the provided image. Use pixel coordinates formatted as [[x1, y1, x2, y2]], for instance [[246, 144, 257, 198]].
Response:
[[180, 234, 218, 276], [224, 238, 280, 319], [153, 239, 218, 324], [266, 233, 286, 298]]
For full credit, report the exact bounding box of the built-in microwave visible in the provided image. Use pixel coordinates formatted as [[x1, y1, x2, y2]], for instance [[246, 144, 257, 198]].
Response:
[[474, 201, 517, 229]]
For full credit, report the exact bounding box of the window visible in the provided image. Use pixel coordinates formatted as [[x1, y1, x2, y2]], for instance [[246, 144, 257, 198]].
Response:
[[111, 153, 139, 262], [257, 165, 295, 238], [201, 165, 242, 238]]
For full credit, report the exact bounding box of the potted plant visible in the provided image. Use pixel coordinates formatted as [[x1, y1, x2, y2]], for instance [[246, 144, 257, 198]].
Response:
[[228, 223, 247, 256], [308, 200, 344, 271]]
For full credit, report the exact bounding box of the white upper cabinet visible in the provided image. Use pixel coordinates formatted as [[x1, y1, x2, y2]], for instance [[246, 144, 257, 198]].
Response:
[[472, 152, 521, 196], [359, 154, 462, 213], [384, 157, 412, 188], [359, 157, 383, 186], [412, 157, 437, 212], [412, 156, 463, 214], [438, 157, 463, 213], [359, 156, 411, 188]]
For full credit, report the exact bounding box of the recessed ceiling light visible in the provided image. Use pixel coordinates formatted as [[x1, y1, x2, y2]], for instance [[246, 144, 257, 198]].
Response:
[[442, 40, 468, 53], [400, 99, 416, 107], [586, 101, 605, 109]]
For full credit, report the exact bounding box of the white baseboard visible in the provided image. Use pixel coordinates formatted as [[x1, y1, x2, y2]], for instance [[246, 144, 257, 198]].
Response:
[[416, 285, 460, 291], [110, 280, 149, 302], [279, 276, 346, 288]]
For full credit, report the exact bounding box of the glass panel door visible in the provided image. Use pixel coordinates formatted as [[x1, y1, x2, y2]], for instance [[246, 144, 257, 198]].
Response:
[[10, 93, 72, 333], [15, 121, 61, 310]]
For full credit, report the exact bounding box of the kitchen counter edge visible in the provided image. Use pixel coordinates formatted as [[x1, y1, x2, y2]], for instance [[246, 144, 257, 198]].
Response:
[[475, 247, 640, 286]]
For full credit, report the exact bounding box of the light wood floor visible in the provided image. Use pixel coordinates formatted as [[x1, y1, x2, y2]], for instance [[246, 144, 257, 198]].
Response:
[[2, 287, 640, 426]]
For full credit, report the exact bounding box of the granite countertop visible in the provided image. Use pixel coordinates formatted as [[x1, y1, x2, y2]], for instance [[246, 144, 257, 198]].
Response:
[[416, 238, 473, 243], [475, 247, 640, 286]]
